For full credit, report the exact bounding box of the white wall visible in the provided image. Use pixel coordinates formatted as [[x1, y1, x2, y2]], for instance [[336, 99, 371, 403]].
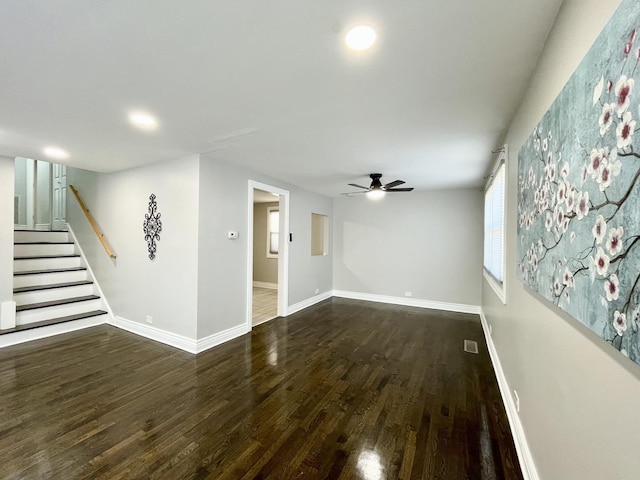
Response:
[[482, 1, 640, 479], [67, 156, 201, 340], [0, 156, 15, 326], [66, 154, 332, 343], [333, 189, 483, 307], [197, 155, 333, 338], [288, 188, 333, 304]]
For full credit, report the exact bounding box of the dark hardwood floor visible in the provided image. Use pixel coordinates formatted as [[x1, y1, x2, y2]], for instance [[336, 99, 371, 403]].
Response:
[[0, 298, 523, 479]]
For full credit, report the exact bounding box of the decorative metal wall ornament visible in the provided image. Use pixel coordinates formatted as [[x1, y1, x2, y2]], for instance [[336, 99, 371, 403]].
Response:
[[143, 194, 162, 260]]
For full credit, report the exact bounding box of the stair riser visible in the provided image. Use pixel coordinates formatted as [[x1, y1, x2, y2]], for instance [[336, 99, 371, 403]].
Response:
[[13, 270, 89, 288], [14, 244, 76, 257], [14, 231, 69, 243], [16, 300, 104, 325], [14, 285, 96, 306], [14, 257, 82, 272]]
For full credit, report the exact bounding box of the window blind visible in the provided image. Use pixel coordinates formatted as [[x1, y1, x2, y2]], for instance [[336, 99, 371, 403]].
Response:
[[484, 161, 505, 283]]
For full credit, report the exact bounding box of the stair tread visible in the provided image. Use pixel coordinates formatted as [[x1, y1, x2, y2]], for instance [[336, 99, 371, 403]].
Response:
[[14, 267, 87, 276], [16, 295, 101, 311], [0, 310, 107, 335], [14, 280, 93, 294], [14, 254, 80, 260], [14, 229, 68, 233], [14, 241, 74, 245]]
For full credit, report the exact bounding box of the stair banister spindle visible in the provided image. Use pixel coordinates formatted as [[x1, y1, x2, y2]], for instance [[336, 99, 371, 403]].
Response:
[[69, 185, 116, 259]]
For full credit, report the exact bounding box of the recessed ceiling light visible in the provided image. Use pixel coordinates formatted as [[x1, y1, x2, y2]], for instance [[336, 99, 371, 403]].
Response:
[[43, 146, 69, 160], [345, 25, 377, 51], [128, 111, 158, 130]]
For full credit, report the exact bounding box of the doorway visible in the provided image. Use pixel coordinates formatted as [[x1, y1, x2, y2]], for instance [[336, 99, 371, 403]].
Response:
[[14, 157, 67, 231], [247, 181, 289, 330]]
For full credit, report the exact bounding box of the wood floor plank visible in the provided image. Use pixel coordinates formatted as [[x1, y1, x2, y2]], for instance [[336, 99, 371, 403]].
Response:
[[0, 298, 523, 479]]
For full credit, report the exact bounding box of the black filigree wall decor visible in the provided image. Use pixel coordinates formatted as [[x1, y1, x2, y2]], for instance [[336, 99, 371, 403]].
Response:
[[143, 194, 162, 260]]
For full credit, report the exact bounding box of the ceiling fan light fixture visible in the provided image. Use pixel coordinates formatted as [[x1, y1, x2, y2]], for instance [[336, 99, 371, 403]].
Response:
[[367, 188, 385, 200]]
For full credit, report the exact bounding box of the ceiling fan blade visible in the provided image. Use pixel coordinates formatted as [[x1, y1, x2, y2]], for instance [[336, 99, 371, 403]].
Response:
[[348, 183, 370, 190], [385, 187, 414, 192], [383, 180, 405, 189], [341, 191, 368, 196]]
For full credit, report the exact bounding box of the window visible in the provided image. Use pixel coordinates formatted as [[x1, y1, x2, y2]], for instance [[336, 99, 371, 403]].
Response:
[[484, 149, 506, 302], [267, 206, 279, 258]]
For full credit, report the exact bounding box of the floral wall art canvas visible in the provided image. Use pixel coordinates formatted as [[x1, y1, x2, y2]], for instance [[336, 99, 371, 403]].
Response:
[[517, 0, 640, 365]]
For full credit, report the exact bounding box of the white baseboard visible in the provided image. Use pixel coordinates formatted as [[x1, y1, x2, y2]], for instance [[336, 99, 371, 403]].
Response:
[[332, 290, 481, 315], [196, 324, 249, 353], [287, 290, 333, 315], [0, 315, 108, 348], [113, 316, 199, 353], [479, 310, 539, 480], [1, 301, 16, 330], [253, 281, 278, 290], [112, 316, 248, 354]]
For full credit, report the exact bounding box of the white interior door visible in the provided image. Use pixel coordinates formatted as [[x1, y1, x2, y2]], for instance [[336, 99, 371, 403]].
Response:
[[52, 163, 67, 230]]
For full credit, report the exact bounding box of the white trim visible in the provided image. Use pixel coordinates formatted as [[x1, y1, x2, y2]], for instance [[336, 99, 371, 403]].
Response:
[[67, 224, 116, 322], [0, 301, 17, 330], [247, 181, 290, 332], [113, 316, 198, 353], [287, 290, 333, 316], [113, 316, 248, 354], [196, 323, 248, 353], [479, 310, 539, 480], [253, 281, 278, 290], [0, 315, 107, 348], [483, 146, 508, 295], [332, 290, 481, 314], [483, 269, 507, 305]]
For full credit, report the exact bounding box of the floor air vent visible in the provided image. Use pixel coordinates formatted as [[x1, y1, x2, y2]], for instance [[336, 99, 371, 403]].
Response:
[[464, 339, 479, 354]]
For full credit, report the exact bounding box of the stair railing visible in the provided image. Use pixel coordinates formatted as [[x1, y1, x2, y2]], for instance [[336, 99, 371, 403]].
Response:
[[69, 185, 116, 259]]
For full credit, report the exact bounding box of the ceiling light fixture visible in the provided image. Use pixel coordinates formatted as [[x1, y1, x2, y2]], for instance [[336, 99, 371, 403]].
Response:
[[345, 25, 377, 51], [43, 146, 69, 160], [129, 111, 158, 130], [367, 187, 385, 200]]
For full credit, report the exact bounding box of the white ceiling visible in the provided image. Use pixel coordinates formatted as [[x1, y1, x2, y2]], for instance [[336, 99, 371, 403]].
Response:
[[0, 0, 563, 197]]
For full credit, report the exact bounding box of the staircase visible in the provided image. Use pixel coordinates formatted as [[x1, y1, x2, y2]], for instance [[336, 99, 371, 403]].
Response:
[[7, 230, 109, 333]]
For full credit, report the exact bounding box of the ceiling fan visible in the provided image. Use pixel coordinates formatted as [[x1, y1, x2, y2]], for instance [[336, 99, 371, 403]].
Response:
[[343, 173, 414, 198]]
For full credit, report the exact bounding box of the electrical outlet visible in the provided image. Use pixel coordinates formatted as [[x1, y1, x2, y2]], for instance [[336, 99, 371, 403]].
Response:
[[513, 390, 520, 412], [488, 323, 493, 335], [404, 291, 412, 297], [315, 288, 320, 294], [146, 315, 153, 324]]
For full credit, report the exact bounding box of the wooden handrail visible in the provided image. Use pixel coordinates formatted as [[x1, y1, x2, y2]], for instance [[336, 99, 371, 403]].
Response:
[[69, 185, 116, 259]]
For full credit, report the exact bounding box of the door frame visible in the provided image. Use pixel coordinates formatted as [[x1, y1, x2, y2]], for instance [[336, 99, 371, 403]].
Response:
[[247, 180, 290, 330]]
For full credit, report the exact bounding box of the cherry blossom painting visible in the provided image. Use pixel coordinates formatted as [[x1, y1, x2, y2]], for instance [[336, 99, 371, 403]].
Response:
[[517, 0, 640, 365]]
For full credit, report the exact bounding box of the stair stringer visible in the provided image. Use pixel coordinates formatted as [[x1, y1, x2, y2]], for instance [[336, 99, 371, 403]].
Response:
[[67, 224, 115, 324]]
